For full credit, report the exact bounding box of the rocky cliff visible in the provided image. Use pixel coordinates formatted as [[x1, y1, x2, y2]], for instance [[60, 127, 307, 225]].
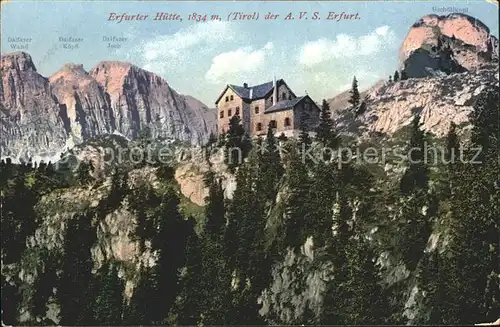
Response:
[[328, 13, 499, 138], [89, 61, 215, 144], [0, 52, 216, 162], [331, 68, 499, 137], [399, 13, 498, 78], [0, 52, 68, 162]]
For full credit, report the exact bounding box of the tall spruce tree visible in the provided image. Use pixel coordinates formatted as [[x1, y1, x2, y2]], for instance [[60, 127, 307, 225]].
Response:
[[197, 171, 231, 325], [224, 115, 252, 171], [176, 217, 204, 325], [315, 99, 339, 149], [396, 115, 434, 270], [437, 88, 499, 324], [225, 150, 269, 324], [348, 76, 360, 107], [393, 70, 400, 82], [258, 122, 284, 203], [57, 211, 96, 325], [92, 263, 124, 325], [283, 141, 311, 250]]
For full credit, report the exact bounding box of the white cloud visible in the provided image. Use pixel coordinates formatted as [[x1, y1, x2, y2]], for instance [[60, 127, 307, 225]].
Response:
[[135, 21, 234, 74], [205, 42, 274, 83], [298, 25, 396, 67]]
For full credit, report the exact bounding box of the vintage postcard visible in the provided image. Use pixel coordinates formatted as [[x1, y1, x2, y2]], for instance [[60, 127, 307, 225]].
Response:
[[1, 0, 499, 326]]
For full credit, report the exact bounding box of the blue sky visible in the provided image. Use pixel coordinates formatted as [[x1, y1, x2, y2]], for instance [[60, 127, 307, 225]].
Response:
[[2, 1, 498, 105]]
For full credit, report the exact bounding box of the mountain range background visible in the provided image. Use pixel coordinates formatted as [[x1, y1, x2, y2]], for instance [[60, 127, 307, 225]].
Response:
[[1, 11, 499, 327], [1, 13, 499, 162]]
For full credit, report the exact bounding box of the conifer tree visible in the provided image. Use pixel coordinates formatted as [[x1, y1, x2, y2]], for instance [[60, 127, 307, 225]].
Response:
[[258, 122, 284, 203], [225, 150, 269, 324], [176, 217, 204, 325], [193, 171, 232, 325], [396, 115, 434, 270], [437, 88, 499, 324], [76, 160, 93, 185], [315, 99, 339, 149], [348, 76, 360, 107], [225, 115, 251, 171], [1, 278, 20, 325], [401, 70, 408, 80], [29, 251, 57, 320], [125, 268, 157, 325], [393, 70, 400, 82], [57, 211, 96, 325], [203, 171, 225, 236], [283, 141, 311, 249], [92, 263, 124, 325]]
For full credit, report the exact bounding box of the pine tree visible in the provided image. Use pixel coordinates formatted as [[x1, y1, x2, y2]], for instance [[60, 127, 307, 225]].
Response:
[[125, 268, 157, 325], [224, 151, 269, 324], [348, 76, 360, 107], [397, 114, 434, 270], [203, 171, 225, 236], [401, 70, 408, 80], [29, 250, 57, 320], [76, 160, 93, 185], [57, 211, 96, 325], [1, 278, 20, 325], [258, 122, 284, 203], [393, 70, 400, 82], [315, 99, 339, 150], [283, 141, 311, 249], [176, 217, 204, 325], [92, 263, 124, 325], [438, 88, 499, 324], [224, 115, 251, 171], [341, 235, 388, 324]]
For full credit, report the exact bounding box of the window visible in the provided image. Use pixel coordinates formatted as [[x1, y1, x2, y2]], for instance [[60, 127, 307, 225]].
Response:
[[269, 120, 277, 129], [225, 96, 229, 102], [256, 123, 262, 131], [282, 92, 286, 100], [284, 117, 291, 127], [288, 94, 292, 100], [228, 109, 232, 117], [220, 111, 224, 118], [255, 106, 260, 114], [235, 107, 240, 115], [230, 95, 234, 101]]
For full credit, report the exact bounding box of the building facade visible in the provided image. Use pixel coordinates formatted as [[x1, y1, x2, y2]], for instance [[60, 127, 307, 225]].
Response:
[[215, 78, 320, 137]]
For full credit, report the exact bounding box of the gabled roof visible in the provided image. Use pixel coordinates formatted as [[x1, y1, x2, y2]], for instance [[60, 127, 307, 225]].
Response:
[[215, 79, 294, 104], [265, 96, 305, 113], [265, 95, 319, 113]]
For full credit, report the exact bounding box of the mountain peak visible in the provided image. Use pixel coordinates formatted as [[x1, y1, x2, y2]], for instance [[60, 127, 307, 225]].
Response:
[[0, 51, 37, 72], [400, 13, 498, 77]]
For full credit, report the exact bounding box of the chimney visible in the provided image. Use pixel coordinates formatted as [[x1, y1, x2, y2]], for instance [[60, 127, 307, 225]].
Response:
[[243, 83, 248, 88], [273, 75, 277, 105]]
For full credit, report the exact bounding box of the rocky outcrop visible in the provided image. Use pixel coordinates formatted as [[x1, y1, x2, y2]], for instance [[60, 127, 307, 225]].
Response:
[[330, 68, 499, 137], [174, 148, 236, 205], [49, 63, 115, 143], [0, 52, 216, 162], [90, 61, 215, 145], [399, 14, 498, 78], [0, 52, 68, 162]]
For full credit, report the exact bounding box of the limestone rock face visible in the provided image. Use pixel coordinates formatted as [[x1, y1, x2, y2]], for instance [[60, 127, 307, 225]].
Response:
[[0, 52, 68, 161], [89, 61, 216, 145], [0, 52, 216, 161], [330, 68, 499, 137], [49, 63, 115, 143], [399, 14, 498, 77]]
